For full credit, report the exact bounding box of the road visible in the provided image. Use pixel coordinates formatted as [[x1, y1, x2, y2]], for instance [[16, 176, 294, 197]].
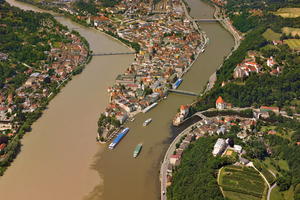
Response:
[[203, 5, 241, 93], [160, 122, 198, 200], [267, 169, 277, 200]]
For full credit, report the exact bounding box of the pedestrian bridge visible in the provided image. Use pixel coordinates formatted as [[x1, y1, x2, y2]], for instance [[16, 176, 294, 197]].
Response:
[[169, 89, 197, 96], [91, 52, 135, 56], [191, 19, 222, 22]]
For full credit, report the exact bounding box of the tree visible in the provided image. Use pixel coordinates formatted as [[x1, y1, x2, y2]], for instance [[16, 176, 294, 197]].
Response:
[[228, 138, 234, 147]]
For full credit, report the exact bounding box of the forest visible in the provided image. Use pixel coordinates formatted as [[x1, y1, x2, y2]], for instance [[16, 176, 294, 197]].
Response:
[[167, 137, 231, 200]]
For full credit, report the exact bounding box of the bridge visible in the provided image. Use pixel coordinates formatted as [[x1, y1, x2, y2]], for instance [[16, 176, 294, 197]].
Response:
[[169, 89, 197, 96], [193, 112, 207, 119], [152, 10, 167, 14], [91, 52, 135, 56], [191, 19, 222, 22]]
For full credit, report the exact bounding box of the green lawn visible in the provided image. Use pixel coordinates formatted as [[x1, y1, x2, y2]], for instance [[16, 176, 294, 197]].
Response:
[[262, 28, 281, 41], [290, 99, 300, 106], [260, 126, 277, 132], [260, 44, 280, 51], [270, 185, 294, 200], [52, 42, 60, 48]]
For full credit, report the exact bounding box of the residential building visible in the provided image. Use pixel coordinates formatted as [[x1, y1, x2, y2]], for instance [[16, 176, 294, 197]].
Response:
[[212, 138, 226, 156]]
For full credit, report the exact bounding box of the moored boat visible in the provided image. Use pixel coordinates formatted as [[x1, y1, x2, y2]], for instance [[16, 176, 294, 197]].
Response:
[[108, 127, 129, 149], [143, 118, 152, 126], [133, 144, 143, 158]]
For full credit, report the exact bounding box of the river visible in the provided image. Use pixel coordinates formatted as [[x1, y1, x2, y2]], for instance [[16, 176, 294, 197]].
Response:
[[0, 0, 233, 199]]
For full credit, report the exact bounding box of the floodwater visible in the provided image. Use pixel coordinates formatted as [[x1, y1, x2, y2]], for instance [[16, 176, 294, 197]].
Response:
[[0, 0, 233, 199]]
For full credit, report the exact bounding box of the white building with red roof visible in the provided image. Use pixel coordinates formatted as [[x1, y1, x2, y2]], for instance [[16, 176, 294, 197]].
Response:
[[216, 96, 226, 110], [267, 56, 274, 67], [234, 61, 262, 78]]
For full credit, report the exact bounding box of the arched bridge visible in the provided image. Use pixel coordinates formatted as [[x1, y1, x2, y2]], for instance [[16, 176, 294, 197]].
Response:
[[91, 52, 135, 56], [169, 89, 197, 96]]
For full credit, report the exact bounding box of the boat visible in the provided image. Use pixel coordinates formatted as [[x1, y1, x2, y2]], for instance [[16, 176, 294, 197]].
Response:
[[142, 102, 158, 113], [207, 37, 210, 44], [203, 13, 205, 16], [133, 144, 143, 158], [143, 118, 152, 126], [173, 78, 183, 89], [108, 128, 129, 149], [129, 118, 135, 122], [201, 49, 205, 53]]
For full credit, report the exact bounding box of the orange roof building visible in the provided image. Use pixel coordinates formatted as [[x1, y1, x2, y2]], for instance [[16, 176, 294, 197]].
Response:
[[216, 96, 226, 110]]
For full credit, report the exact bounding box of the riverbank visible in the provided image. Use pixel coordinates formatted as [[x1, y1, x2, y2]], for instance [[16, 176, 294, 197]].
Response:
[[203, 3, 241, 93]]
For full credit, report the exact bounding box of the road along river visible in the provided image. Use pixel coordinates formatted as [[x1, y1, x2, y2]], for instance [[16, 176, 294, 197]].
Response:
[[0, 0, 233, 199]]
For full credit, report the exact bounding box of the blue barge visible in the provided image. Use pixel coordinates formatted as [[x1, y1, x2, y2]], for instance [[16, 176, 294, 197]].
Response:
[[109, 128, 130, 149]]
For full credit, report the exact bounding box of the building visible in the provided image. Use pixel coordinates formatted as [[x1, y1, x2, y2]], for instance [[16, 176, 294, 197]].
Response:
[[240, 157, 249, 165], [216, 96, 226, 110], [234, 145, 242, 153], [180, 104, 189, 118], [170, 155, 180, 164], [260, 106, 279, 113], [234, 61, 262, 78], [267, 56, 274, 67], [212, 138, 226, 156]]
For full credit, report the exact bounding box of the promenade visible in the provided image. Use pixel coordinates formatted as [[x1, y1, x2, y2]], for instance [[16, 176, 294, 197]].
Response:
[[160, 122, 199, 200]]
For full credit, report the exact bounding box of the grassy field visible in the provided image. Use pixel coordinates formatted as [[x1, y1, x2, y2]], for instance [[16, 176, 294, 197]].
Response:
[[284, 39, 300, 50], [263, 28, 281, 41], [260, 44, 280, 51], [270, 184, 294, 200], [52, 42, 60, 48], [260, 125, 277, 132], [273, 8, 300, 18], [282, 27, 300, 37], [290, 99, 300, 106], [220, 165, 267, 200], [262, 157, 289, 177]]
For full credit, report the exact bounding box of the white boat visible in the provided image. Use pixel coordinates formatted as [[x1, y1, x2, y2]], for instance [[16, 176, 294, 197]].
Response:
[[143, 118, 152, 126]]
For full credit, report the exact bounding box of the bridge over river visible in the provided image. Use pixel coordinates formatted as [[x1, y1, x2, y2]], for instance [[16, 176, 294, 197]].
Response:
[[191, 19, 222, 22], [91, 52, 135, 56], [169, 89, 198, 96]]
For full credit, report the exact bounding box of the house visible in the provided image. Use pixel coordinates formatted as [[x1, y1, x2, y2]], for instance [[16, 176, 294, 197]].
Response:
[[216, 96, 226, 110], [212, 138, 226, 156], [267, 56, 274, 67], [234, 145, 242, 153], [167, 163, 173, 173], [170, 155, 180, 164], [240, 157, 249, 165]]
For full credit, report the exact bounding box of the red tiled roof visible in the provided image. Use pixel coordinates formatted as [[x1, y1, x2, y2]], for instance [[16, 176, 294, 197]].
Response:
[[216, 96, 225, 104]]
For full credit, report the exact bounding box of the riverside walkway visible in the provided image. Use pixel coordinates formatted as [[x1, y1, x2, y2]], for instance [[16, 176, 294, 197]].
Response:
[[91, 52, 135, 56]]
